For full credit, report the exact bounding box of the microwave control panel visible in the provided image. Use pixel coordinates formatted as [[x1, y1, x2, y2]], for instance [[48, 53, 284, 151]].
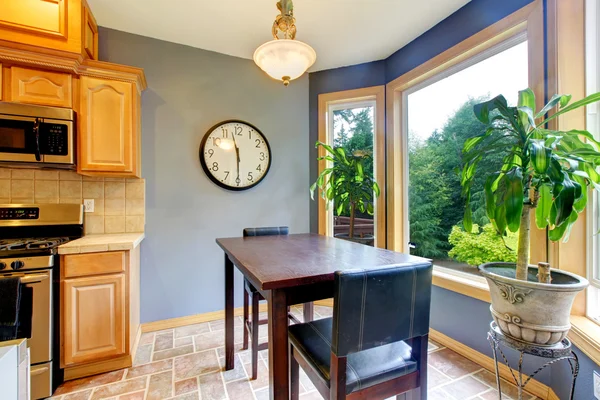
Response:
[[42, 123, 69, 155]]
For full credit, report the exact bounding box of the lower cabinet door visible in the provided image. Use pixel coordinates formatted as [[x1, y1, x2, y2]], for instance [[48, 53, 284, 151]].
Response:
[[62, 274, 126, 367]]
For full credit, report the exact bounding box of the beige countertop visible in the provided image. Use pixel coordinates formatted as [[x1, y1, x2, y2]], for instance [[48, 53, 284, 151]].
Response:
[[58, 233, 145, 255]]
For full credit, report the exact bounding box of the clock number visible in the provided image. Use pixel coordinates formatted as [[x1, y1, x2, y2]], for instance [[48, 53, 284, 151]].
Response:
[[221, 128, 228, 138], [248, 130, 253, 139], [235, 126, 243, 136], [224, 171, 230, 179], [235, 177, 241, 186], [256, 164, 262, 172], [212, 162, 219, 171], [255, 139, 261, 148], [207, 149, 214, 158], [259, 152, 266, 161], [247, 172, 253, 181]]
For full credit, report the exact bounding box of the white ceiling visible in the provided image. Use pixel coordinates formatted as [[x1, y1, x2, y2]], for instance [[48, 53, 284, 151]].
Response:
[[88, 0, 471, 71]]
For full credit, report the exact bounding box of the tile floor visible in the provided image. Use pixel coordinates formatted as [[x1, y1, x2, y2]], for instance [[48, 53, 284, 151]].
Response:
[[50, 305, 539, 400]]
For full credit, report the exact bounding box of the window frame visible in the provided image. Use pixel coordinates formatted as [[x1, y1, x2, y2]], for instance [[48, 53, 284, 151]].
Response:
[[385, 1, 545, 277], [586, 0, 600, 323], [317, 86, 386, 248]]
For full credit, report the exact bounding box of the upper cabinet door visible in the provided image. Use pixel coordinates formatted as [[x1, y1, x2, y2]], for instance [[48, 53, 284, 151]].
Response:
[[79, 76, 140, 177], [10, 67, 72, 107], [0, 0, 67, 39], [0, 0, 97, 59]]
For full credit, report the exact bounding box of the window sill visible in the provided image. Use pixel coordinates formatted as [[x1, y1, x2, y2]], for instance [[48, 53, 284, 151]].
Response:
[[432, 266, 600, 366], [432, 265, 491, 303], [569, 315, 600, 366]]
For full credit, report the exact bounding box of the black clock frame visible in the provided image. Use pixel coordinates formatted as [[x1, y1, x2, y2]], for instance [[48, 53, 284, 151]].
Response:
[[199, 119, 272, 191]]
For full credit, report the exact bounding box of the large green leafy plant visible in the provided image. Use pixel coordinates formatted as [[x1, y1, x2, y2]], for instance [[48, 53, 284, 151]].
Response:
[[311, 142, 380, 239], [461, 89, 600, 280]]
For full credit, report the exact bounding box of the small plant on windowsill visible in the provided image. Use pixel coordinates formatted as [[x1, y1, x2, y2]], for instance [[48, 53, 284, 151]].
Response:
[[460, 88, 600, 346], [310, 142, 380, 246]]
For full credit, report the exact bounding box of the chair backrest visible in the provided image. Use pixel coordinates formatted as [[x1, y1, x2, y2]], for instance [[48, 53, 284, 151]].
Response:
[[243, 226, 289, 237], [331, 263, 433, 357]]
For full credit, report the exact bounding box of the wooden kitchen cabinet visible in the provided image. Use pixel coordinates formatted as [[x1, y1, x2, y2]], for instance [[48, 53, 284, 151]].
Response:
[[78, 76, 141, 177], [60, 247, 140, 378], [62, 274, 126, 367], [9, 66, 72, 107], [82, 4, 98, 59], [0, 0, 98, 59]]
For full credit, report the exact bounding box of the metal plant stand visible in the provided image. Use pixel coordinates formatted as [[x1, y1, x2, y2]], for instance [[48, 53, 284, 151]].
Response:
[[487, 322, 579, 400]]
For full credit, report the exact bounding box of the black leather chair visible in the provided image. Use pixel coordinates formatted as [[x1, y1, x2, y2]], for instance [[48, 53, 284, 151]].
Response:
[[289, 263, 433, 400], [241, 226, 292, 379]]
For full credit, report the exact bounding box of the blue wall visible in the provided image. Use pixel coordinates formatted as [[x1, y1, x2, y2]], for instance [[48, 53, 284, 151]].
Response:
[[308, 0, 600, 397], [385, 0, 536, 82]]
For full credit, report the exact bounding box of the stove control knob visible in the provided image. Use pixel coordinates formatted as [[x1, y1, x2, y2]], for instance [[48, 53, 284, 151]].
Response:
[[0, 262, 6, 270], [11, 260, 24, 270]]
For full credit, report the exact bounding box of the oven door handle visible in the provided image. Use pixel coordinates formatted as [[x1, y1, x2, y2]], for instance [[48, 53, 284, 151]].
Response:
[[19, 274, 49, 284], [30, 365, 49, 376]]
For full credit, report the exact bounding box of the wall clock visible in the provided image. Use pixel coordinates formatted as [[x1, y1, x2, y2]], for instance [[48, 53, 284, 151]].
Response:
[[199, 120, 272, 191]]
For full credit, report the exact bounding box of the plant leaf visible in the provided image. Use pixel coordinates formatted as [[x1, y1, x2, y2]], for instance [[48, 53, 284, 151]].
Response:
[[518, 88, 536, 110], [529, 140, 551, 174], [535, 185, 552, 229], [535, 94, 572, 119], [553, 175, 577, 227], [473, 95, 509, 124], [503, 168, 524, 232], [539, 92, 600, 126]]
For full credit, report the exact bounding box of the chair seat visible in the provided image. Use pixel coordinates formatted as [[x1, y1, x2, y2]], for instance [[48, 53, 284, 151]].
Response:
[[289, 318, 417, 394]]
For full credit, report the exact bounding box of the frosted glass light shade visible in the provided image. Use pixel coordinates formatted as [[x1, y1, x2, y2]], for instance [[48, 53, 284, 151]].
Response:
[[253, 39, 316, 85]]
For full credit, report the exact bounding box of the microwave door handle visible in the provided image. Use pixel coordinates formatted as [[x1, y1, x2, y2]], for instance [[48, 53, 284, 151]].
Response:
[[33, 118, 42, 161]]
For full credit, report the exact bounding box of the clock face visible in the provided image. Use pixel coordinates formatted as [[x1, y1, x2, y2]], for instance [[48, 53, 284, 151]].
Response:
[[199, 120, 272, 191]]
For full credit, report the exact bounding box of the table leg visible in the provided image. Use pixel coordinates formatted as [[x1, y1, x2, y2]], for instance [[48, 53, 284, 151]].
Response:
[[268, 289, 289, 400], [303, 302, 314, 322], [224, 254, 234, 371]]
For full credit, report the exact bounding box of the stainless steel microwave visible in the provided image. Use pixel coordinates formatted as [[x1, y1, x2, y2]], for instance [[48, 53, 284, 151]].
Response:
[[0, 101, 74, 167]]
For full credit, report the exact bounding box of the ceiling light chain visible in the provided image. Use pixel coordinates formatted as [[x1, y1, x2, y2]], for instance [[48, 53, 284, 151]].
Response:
[[272, 0, 296, 40], [253, 0, 316, 86]]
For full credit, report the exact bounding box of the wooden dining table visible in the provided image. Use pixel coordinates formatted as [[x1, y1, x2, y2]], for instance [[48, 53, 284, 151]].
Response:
[[216, 233, 430, 400]]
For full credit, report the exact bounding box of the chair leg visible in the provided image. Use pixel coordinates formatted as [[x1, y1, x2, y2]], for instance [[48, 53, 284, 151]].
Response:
[[290, 346, 300, 400], [242, 288, 249, 350], [330, 353, 347, 400], [251, 292, 259, 380]]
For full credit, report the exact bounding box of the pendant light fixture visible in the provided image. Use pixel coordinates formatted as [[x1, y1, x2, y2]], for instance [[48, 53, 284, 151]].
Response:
[[253, 0, 316, 86]]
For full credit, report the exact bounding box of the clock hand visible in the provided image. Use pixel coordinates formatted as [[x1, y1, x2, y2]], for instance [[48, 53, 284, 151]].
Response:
[[232, 135, 240, 182]]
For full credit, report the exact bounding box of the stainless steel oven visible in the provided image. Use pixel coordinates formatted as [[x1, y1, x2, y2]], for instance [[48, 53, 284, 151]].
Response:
[[0, 203, 84, 399], [0, 261, 53, 399], [0, 102, 74, 167]]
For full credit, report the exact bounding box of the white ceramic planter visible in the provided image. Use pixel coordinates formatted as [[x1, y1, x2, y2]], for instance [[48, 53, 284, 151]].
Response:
[[479, 262, 588, 346]]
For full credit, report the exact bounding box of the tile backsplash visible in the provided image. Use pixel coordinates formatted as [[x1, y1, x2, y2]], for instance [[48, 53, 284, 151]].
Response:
[[0, 168, 145, 235]]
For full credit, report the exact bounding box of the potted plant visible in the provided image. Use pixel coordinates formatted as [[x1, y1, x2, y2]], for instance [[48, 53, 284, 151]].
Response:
[[311, 142, 380, 246], [461, 88, 600, 345]]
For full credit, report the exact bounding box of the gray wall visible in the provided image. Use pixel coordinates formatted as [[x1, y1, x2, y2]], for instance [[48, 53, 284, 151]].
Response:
[[98, 27, 310, 323]]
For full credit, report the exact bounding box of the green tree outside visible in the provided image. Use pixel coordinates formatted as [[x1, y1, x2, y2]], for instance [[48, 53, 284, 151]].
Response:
[[408, 97, 516, 263]]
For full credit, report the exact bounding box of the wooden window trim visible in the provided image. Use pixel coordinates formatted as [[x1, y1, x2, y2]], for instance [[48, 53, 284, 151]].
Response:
[[317, 86, 386, 248], [386, 0, 544, 256]]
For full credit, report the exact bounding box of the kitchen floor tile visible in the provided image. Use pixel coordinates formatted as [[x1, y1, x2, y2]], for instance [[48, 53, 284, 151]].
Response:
[[53, 306, 540, 400]]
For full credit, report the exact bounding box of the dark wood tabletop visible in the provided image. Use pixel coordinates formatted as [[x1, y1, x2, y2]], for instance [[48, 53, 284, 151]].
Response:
[[216, 233, 430, 290]]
